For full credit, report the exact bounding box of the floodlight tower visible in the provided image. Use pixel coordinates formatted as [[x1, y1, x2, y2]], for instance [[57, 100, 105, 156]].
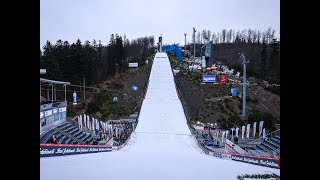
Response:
[[193, 28, 196, 61], [240, 52, 249, 120], [159, 34, 163, 52], [184, 33, 187, 55]]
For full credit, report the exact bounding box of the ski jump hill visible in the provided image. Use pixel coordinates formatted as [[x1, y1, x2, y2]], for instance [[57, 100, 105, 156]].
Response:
[[41, 52, 280, 180]]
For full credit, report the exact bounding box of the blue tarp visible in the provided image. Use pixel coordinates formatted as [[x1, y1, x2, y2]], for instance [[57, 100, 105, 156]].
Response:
[[162, 44, 182, 61]]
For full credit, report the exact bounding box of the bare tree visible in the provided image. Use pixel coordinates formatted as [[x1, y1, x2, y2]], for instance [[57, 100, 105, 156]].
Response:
[[247, 29, 253, 43], [212, 33, 218, 44], [266, 27, 271, 44], [257, 30, 261, 44], [207, 30, 211, 42], [197, 32, 201, 44], [227, 29, 232, 43], [231, 30, 235, 42], [222, 29, 227, 43], [241, 29, 247, 43], [252, 30, 257, 43], [202, 29, 207, 44]]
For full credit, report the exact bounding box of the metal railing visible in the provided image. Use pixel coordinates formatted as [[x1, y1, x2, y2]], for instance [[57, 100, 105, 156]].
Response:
[[247, 129, 280, 145], [54, 126, 85, 144]]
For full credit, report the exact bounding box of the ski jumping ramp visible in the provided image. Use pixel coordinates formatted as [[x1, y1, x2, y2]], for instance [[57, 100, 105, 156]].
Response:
[[41, 52, 280, 180]]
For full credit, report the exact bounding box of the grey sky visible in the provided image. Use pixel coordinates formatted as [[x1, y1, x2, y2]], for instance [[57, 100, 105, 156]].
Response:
[[40, 0, 280, 48]]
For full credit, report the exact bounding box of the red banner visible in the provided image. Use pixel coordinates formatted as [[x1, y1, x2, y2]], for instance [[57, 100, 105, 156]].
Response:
[[219, 75, 227, 84]]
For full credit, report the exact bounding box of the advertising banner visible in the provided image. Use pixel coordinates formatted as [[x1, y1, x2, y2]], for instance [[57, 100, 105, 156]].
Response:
[[132, 85, 138, 91], [230, 154, 279, 169], [219, 75, 228, 84], [231, 88, 238, 96], [40, 144, 112, 157], [129, 63, 138, 68], [52, 108, 59, 114], [203, 75, 216, 83], [73, 92, 77, 105]]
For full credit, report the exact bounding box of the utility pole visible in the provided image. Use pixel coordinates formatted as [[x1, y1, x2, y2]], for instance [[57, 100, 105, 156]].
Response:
[[193, 28, 196, 62], [83, 77, 86, 101], [240, 53, 249, 120], [159, 34, 163, 52], [184, 33, 187, 55]]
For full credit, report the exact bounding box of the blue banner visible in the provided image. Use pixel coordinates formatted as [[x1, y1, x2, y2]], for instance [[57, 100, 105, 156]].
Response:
[[40, 144, 112, 157], [203, 75, 216, 83], [73, 92, 77, 105], [231, 88, 238, 96], [132, 85, 138, 91]]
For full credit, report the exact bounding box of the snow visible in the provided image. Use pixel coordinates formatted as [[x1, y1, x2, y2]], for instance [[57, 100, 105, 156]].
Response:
[[41, 52, 280, 180]]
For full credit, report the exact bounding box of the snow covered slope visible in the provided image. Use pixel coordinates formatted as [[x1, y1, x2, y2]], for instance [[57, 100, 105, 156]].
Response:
[[40, 52, 280, 180]]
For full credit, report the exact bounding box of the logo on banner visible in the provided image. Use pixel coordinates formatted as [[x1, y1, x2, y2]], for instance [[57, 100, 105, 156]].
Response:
[[45, 110, 52, 116], [203, 75, 216, 83], [52, 109, 59, 114]]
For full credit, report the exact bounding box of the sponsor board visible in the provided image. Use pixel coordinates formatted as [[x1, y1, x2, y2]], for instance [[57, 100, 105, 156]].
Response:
[[219, 75, 228, 84], [129, 63, 138, 68], [231, 88, 238, 96], [203, 75, 216, 83], [59, 107, 66, 112], [230, 155, 279, 169], [40, 144, 112, 157], [45, 110, 52, 116], [222, 154, 232, 160]]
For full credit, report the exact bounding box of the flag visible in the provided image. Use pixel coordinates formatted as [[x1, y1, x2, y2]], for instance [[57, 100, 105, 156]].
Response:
[[92, 117, 95, 134], [77, 115, 81, 128], [242, 126, 245, 139], [221, 131, 225, 143], [231, 128, 234, 140], [253, 122, 257, 138], [259, 121, 264, 137], [246, 124, 251, 139], [83, 114, 86, 128], [235, 127, 239, 138], [262, 128, 266, 139], [226, 130, 229, 140]]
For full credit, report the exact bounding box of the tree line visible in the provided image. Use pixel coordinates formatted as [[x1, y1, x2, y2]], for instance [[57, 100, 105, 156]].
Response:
[[40, 35, 155, 86], [186, 28, 280, 84]]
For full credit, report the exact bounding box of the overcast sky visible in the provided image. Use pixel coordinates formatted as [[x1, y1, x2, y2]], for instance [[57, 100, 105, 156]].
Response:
[[40, 0, 280, 48]]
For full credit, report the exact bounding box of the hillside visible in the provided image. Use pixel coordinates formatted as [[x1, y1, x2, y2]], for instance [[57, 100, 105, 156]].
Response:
[[171, 54, 280, 131], [67, 55, 154, 120]]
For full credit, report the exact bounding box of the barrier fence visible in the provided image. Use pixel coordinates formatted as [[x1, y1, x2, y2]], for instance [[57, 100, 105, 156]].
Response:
[[40, 143, 112, 157]]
